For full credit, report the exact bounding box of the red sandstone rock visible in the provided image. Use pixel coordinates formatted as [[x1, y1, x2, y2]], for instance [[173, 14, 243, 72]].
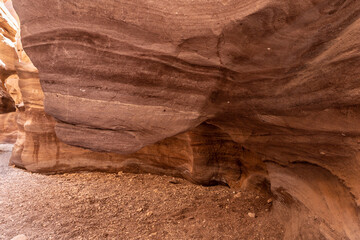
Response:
[[2, 1, 243, 189], [0, 1, 18, 142], [0, 86, 15, 113], [0, 1, 17, 113], [5, 0, 360, 238], [0, 111, 16, 143], [0, 1, 17, 78]]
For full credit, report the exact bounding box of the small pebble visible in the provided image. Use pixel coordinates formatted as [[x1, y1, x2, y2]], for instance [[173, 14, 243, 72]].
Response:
[[149, 232, 157, 237], [169, 179, 180, 184], [248, 212, 256, 218], [11, 234, 28, 240], [233, 193, 242, 198]]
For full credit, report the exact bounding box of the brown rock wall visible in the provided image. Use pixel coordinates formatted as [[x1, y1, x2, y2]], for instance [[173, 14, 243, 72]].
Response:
[[0, 0, 18, 142], [6, 0, 360, 238], [0, 111, 16, 143], [5, 0, 242, 187]]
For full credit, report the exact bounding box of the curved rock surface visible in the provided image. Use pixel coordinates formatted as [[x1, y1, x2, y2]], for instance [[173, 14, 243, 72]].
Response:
[[9, 0, 360, 239], [2, 0, 244, 189], [0, 1, 17, 79], [0, 1, 17, 113], [0, 86, 14, 113], [0, 111, 16, 143], [9, 30, 243, 187], [0, 0, 18, 142]]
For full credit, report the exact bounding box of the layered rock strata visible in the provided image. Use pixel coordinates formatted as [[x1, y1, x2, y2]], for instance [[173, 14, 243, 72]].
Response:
[[0, 0, 17, 113], [9, 0, 360, 239], [0, 111, 16, 142], [0, 0, 19, 143], [0, 1, 17, 79], [2, 1, 245, 188], [10, 31, 243, 186], [0, 86, 14, 113]]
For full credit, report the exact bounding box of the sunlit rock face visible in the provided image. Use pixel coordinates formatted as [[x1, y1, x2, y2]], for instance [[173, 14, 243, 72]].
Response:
[[0, 1, 17, 113], [0, 0, 19, 142], [0, 1, 17, 80], [10, 0, 360, 239]]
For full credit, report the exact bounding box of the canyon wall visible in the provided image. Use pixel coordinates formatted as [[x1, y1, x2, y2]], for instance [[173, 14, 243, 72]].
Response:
[[0, 0, 18, 143], [2, 0, 245, 188], [3, 0, 360, 239]]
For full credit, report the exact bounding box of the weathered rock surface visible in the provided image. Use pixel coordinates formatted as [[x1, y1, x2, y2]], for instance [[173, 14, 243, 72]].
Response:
[[0, 1, 17, 113], [8, 0, 360, 239], [0, 74, 21, 114], [0, 1, 17, 79], [0, 111, 16, 143], [9, 31, 244, 185], [0, 86, 15, 113], [0, 0, 19, 142], [3, 0, 244, 189]]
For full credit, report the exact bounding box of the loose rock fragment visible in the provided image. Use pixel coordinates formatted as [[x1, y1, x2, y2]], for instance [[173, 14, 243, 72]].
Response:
[[11, 235, 28, 240]]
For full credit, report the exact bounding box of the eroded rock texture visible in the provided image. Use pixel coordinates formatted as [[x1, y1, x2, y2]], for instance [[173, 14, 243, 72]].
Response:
[[0, 1, 17, 78], [10, 0, 360, 239], [0, 0, 19, 143], [0, 111, 16, 142], [2, 0, 244, 190], [0, 1, 16, 113], [9, 30, 242, 187], [0, 87, 14, 113]]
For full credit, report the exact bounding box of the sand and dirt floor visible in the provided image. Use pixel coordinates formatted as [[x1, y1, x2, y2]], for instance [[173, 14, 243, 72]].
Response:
[[0, 144, 284, 240]]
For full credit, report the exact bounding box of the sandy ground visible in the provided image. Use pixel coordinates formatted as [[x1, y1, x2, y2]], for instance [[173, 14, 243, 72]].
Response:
[[0, 144, 284, 240]]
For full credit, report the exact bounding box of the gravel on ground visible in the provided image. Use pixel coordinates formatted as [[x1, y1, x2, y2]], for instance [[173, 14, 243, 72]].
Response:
[[0, 144, 284, 240]]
